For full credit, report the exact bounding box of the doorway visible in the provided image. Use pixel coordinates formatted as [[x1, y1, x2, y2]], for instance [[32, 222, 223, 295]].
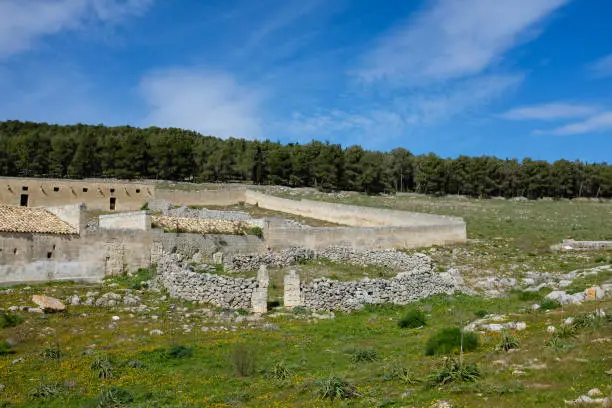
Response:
[[109, 197, 116, 210], [20, 194, 28, 207]]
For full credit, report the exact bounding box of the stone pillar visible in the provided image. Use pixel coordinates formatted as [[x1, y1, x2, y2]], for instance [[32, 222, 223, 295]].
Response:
[[104, 241, 124, 276], [213, 252, 223, 264], [150, 241, 163, 264], [284, 270, 302, 309], [251, 265, 269, 314]]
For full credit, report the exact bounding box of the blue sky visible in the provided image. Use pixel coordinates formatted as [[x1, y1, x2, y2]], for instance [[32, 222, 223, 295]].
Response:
[[1, 0, 612, 162]]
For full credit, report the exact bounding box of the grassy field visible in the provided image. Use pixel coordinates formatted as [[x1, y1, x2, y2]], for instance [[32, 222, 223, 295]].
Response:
[[1, 194, 612, 407]]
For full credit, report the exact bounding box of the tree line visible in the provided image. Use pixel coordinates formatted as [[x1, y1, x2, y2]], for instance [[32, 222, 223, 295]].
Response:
[[1, 120, 611, 199]]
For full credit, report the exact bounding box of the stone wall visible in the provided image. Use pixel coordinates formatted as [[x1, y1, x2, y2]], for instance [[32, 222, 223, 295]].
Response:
[[161, 233, 264, 262], [300, 269, 460, 311], [99, 211, 151, 231], [155, 188, 246, 207], [156, 254, 258, 309], [245, 190, 464, 227], [0, 177, 152, 211], [562, 239, 612, 250], [0, 229, 157, 285], [45, 203, 87, 233], [224, 247, 435, 273]]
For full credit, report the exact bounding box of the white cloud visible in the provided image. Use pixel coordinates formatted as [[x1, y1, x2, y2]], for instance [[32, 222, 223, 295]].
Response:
[[535, 112, 612, 135], [284, 74, 522, 143], [356, 0, 569, 84], [588, 54, 612, 78], [0, 0, 152, 59], [139, 68, 264, 139], [500, 103, 599, 120]]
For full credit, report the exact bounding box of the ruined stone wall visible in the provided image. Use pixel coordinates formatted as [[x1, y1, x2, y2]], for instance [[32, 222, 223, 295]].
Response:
[[160, 233, 264, 262], [300, 269, 460, 311], [156, 254, 257, 309], [0, 229, 158, 285], [0, 177, 152, 211], [0, 232, 105, 284]]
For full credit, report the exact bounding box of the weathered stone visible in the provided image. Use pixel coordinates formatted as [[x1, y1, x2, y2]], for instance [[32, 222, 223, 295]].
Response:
[[31, 295, 65, 312], [213, 252, 223, 264], [284, 270, 302, 309]]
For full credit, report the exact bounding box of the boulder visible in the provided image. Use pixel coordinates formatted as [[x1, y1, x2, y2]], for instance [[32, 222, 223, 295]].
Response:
[[31, 295, 66, 312]]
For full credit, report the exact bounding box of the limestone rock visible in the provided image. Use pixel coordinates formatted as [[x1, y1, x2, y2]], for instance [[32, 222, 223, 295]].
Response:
[[31, 295, 65, 312]]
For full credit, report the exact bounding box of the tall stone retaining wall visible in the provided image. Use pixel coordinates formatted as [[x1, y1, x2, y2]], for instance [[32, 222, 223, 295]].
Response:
[[245, 190, 464, 227], [155, 188, 246, 207], [156, 255, 258, 309]]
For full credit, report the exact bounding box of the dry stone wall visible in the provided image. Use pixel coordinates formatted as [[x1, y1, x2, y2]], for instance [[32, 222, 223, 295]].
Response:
[[152, 215, 254, 235], [156, 254, 257, 309], [223, 247, 434, 273], [300, 269, 460, 312]]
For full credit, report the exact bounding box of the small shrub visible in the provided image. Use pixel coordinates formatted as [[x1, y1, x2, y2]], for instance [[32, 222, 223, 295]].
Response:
[[97, 386, 134, 408], [247, 226, 264, 239], [126, 360, 144, 369], [571, 312, 601, 329], [495, 331, 520, 352], [42, 345, 61, 360], [0, 312, 24, 329], [236, 308, 249, 316], [315, 375, 358, 402], [268, 360, 294, 381], [167, 345, 193, 359], [350, 348, 378, 363], [232, 344, 256, 377], [515, 290, 543, 302], [539, 298, 562, 311], [425, 327, 480, 356], [382, 361, 421, 385], [398, 309, 427, 329], [29, 381, 63, 399], [292, 306, 309, 315], [545, 336, 572, 352], [91, 355, 114, 379], [140, 202, 149, 211], [0, 340, 14, 355], [474, 310, 489, 318], [554, 324, 577, 340], [427, 358, 480, 387]]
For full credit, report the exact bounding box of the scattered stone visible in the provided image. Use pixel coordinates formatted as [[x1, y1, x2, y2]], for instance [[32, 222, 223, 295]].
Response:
[[67, 295, 81, 306], [11, 358, 24, 365], [111, 316, 120, 321], [31, 295, 65, 312], [512, 370, 527, 376], [149, 329, 164, 336]]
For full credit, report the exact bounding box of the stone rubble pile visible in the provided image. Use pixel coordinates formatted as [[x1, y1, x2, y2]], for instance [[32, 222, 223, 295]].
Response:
[[156, 254, 257, 309], [224, 246, 435, 273], [301, 268, 461, 312], [68, 292, 142, 307], [166, 205, 253, 222], [152, 215, 255, 235]]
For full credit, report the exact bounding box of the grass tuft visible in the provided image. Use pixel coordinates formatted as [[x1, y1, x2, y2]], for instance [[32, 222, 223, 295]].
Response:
[[425, 327, 479, 356], [398, 308, 427, 329]]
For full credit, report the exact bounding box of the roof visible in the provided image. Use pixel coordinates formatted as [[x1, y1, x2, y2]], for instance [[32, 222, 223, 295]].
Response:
[[0, 205, 78, 235]]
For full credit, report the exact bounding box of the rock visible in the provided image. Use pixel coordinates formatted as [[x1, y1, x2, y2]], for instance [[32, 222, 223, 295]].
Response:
[[0, 384, 5, 392], [111, 316, 120, 321], [585, 286, 605, 301], [31, 295, 66, 312], [547, 326, 556, 333], [67, 295, 81, 306], [27, 307, 43, 313], [12, 357, 24, 364], [149, 329, 164, 336], [588, 389, 602, 397], [512, 370, 527, 376]]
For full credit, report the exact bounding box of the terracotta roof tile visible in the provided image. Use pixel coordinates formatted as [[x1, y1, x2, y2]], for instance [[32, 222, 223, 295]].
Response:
[[0, 205, 77, 235]]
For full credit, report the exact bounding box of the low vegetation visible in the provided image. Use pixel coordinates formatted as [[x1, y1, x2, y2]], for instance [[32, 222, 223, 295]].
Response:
[[425, 327, 480, 356]]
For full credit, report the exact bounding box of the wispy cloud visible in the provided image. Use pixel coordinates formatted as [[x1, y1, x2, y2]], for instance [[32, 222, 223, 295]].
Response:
[[500, 103, 599, 120], [139, 68, 265, 139], [587, 53, 612, 79], [0, 0, 153, 59], [356, 0, 569, 84], [535, 112, 612, 135]]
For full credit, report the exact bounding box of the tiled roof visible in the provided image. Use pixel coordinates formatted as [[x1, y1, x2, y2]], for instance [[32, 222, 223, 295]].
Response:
[[0, 205, 77, 235]]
